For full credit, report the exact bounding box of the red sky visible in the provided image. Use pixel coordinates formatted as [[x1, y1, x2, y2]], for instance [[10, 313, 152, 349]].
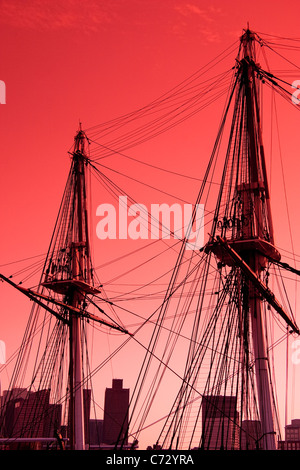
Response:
[[1, 0, 300, 449]]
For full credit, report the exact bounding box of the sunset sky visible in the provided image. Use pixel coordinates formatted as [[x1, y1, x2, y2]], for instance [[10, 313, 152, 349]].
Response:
[[1, 0, 300, 449]]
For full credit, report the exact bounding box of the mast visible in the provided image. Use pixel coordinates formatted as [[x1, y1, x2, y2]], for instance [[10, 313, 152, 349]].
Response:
[[42, 126, 94, 450], [68, 127, 89, 450], [217, 29, 279, 448], [203, 28, 299, 449], [239, 28, 276, 450], [127, 28, 300, 450], [0, 123, 132, 449]]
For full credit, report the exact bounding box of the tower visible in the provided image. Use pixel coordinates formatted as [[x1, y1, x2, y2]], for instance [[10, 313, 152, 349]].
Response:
[[103, 379, 129, 447], [202, 395, 239, 449]]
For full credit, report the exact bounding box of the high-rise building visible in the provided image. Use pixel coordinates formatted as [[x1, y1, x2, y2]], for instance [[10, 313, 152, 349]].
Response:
[[278, 419, 300, 450], [202, 395, 239, 450], [240, 420, 262, 450], [102, 379, 129, 446], [89, 419, 104, 448], [285, 419, 300, 441], [1, 388, 62, 448]]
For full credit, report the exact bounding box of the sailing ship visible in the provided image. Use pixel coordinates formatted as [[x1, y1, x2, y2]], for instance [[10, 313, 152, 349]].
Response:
[[1, 27, 300, 450]]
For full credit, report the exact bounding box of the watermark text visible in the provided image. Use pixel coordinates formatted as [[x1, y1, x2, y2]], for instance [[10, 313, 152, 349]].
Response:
[[95, 196, 204, 250], [0, 81, 6, 104], [291, 80, 300, 105], [0, 340, 5, 364]]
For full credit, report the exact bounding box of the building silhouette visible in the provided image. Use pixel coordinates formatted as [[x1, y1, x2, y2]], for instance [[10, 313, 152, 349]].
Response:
[[102, 379, 129, 446], [240, 420, 262, 450], [202, 395, 239, 450], [278, 419, 300, 450], [89, 419, 104, 448], [1, 379, 132, 449], [0, 388, 62, 449]]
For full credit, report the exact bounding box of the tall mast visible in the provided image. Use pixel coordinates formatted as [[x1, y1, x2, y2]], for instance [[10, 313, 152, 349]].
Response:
[[68, 127, 89, 450], [239, 29, 276, 449], [42, 125, 95, 450], [203, 28, 299, 449], [0, 123, 132, 449]]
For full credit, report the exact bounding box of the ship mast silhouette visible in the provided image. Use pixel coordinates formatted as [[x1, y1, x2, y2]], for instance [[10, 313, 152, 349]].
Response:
[[206, 29, 298, 449], [43, 126, 96, 450], [0, 125, 131, 450], [40, 126, 130, 449], [204, 29, 299, 450], [151, 28, 299, 451]]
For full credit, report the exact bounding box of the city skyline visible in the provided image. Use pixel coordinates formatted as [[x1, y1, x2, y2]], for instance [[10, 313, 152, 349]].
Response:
[[0, 378, 131, 449]]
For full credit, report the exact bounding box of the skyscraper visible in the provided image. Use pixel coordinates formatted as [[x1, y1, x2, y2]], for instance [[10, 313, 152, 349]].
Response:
[[240, 420, 262, 450], [1, 388, 62, 448], [202, 395, 239, 450], [102, 379, 129, 446]]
